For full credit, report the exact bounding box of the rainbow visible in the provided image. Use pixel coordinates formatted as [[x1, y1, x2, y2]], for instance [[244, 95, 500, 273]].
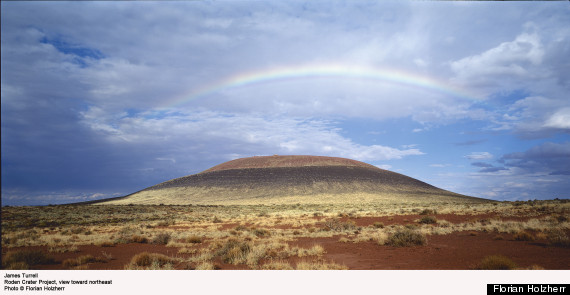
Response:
[[160, 63, 481, 109]]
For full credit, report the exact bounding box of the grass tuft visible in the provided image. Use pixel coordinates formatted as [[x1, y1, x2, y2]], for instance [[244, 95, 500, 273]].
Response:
[[3, 249, 55, 269], [386, 229, 426, 247], [547, 229, 570, 247], [513, 231, 534, 241], [475, 255, 517, 270], [418, 216, 437, 224], [152, 233, 171, 245], [126, 252, 175, 269]]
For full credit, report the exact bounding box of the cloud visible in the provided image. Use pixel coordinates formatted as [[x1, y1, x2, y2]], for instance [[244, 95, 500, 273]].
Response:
[[543, 108, 570, 130], [79, 109, 425, 164], [465, 152, 493, 160], [500, 96, 570, 137], [500, 141, 570, 175], [461, 142, 570, 200], [430, 164, 451, 168], [471, 162, 493, 168], [454, 139, 487, 146], [451, 26, 545, 92]]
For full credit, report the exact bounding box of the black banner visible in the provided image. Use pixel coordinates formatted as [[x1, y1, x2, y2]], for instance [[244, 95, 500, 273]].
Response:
[[488, 284, 569, 295]]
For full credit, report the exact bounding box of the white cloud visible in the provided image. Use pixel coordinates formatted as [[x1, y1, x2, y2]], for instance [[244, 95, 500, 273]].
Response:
[[430, 164, 450, 168], [543, 107, 570, 130], [451, 28, 545, 89], [80, 109, 424, 164], [502, 96, 570, 136], [465, 152, 493, 160]]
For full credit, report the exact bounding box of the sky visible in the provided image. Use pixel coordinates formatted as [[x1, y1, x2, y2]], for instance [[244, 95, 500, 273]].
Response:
[[2, 1, 570, 206]]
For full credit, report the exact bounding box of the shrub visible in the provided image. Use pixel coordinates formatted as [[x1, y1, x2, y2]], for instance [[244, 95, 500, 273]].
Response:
[[419, 209, 437, 215], [513, 231, 534, 241], [152, 233, 171, 245], [373, 222, 384, 229], [386, 229, 426, 247], [98, 241, 116, 247], [547, 229, 570, 247], [476, 255, 517, 270], [261, 260, 294, 270], [195, 261, 215, 270], [129, 235, 149, 244], [127, 252, 174, 269], [418, 216, 437, 224], [3, 249, 55, 268], [156, 220, 174, 227], [252, 228, 271, 238], [216, 239, 251, 264], [185, 235, 202, 244], [323, 219, 357, 231], [296, 260, 348, 270]]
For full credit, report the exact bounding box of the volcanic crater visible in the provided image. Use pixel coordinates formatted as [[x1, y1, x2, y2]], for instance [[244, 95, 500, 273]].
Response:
[[99, 155, 487, 205]]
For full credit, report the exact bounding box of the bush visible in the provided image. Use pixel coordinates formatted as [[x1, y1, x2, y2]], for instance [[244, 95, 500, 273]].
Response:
[[513, 231, 534, 241], [418, 216, 437, 224], [547, 229, 570, 247], [419, 209, 437, 215], [476, 255, 517, 270], [252, 228, 271, 237], [127, 252, 175, 269], [324, 219, 357, 231], [216, 239, 251, 264], [63, 256, 105, 269], [373, 222, 384, 229], [3, 249, 55, 268], [387, 229, 426, 247], [129, 235, 149, 244], [185, 235, 202, 244], [152, 233, 171, 245]]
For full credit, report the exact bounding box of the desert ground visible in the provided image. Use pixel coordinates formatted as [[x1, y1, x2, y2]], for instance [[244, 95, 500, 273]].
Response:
[[2, 199, 569, 270]]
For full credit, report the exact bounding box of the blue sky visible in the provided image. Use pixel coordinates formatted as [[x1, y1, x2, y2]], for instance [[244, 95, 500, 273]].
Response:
[[2, 1, 570, 205]]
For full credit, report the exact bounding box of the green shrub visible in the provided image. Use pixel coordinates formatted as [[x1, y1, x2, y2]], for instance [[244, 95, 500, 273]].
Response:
[[387, 229, 426, 247], [476, 255, 517, 270]]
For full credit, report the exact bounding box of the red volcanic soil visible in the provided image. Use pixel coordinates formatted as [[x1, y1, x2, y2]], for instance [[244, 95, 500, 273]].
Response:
[[291, 231, 569, 270], [201, 155, 379, 173]]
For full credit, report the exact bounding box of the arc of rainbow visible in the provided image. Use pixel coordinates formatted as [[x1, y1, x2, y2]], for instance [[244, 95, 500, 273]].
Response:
[[160, 64, 481, 109]]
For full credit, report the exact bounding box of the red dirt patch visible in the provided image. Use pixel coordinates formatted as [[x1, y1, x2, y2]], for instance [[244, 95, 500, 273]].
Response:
[[292, 231, 570, 270], [202, 155, 378, 173]]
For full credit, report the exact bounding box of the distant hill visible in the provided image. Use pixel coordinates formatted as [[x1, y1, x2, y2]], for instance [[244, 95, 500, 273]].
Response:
[[96, 155, 489, 205]]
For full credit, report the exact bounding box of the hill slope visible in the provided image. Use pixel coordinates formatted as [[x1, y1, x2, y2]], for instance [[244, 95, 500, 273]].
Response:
[[98, 155, 488, 205]]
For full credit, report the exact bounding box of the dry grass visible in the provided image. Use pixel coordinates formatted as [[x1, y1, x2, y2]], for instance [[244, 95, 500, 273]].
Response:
[[475, 255, 517, 270], [125, 252, 176, 270], [386, 229, 427, 247], [2, 199, 568, 270], [296, 260, 348, 270], [62, 255, 107, 269], [3, 249, 55, 269]]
